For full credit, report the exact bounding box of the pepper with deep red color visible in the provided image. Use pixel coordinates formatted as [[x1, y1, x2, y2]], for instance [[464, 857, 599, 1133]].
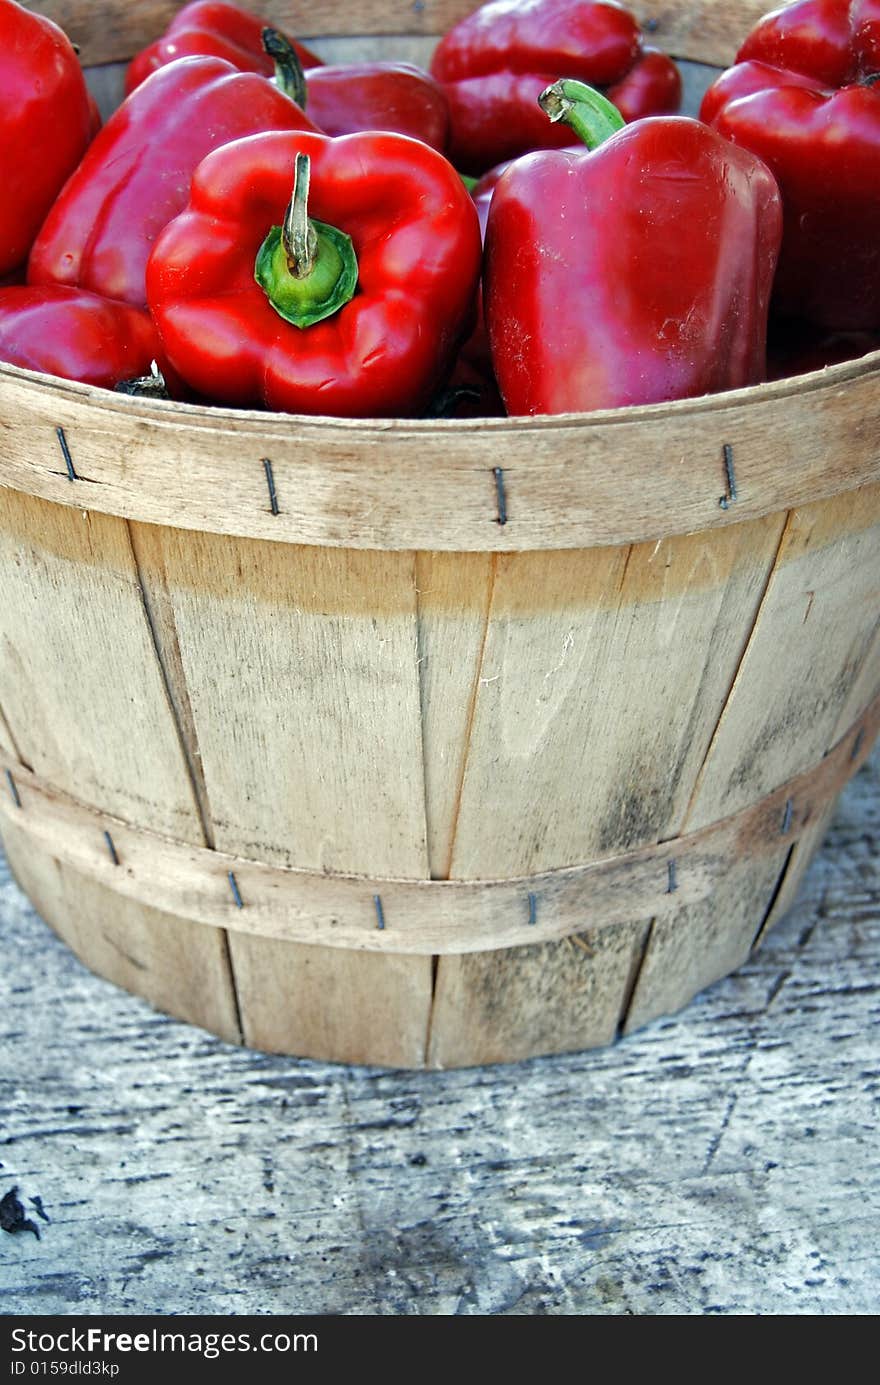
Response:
[[484, 81, 783, 415], [304, 62, 451, 152], [129, 9, 452, 155], [700, 0, 880, 330], [0, 285, 178, 391], [27, 51, 318, 309], [145, 129, 482, 418], [430, 0, 681, 174], [124, 0, 324, 94], [0, 0, 93, 277]]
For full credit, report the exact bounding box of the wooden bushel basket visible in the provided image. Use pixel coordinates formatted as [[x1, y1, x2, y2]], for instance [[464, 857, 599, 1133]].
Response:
[[1, 0, 878, 1067]]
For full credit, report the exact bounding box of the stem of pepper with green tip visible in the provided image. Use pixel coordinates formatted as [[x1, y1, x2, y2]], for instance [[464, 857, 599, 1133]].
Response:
[[538, 78, 625, 149], [285, 151, 318, 277], [262, 26, 308, 108], [254, 152, 359, 329]]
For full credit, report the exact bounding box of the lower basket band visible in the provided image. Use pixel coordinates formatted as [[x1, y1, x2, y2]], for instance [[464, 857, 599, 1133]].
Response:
[[1, 694, 877, 955]]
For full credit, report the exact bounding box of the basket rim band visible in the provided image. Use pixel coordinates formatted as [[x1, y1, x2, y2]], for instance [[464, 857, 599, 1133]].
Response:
[[1, 353, 879, 552], [2, 691, 877, 956]]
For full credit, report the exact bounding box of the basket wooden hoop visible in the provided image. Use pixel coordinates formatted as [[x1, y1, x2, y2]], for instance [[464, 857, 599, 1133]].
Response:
[[0, 354, 878, 551], [1, 692, 877, 953]]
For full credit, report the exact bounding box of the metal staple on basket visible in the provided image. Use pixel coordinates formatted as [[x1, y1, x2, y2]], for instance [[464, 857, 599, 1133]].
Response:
[[493, 466, 508, 525], [263, 457, 280, 516], [4, 769, 21, 808], [228, 871, 244, 910], [719, 442, 737, 509], [56, 426, 78, 482]]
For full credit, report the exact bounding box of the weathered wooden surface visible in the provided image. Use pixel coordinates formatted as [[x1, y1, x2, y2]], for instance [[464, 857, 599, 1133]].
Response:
[[0, 492, 243, 1041], [3, 349, 880, 554], [1, 746, 877, 1315], [1, 482, 877, 1063]]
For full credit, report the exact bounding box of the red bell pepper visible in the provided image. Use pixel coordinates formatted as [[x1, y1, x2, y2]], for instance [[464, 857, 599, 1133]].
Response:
[[483, 81, 783, 415], [735, 0, 880, 85], [700, 0, 880, 330], [146, 129, 482, 417], [605, 46, 684, 122], [132, 10, 451, 156], [0, 0, 93, 277], [429, 0, 681, 174], [125, 0, 323, 94], [0, 285, 178, 392], [27, 53, 318, 310], [304, 63, 451, 152]]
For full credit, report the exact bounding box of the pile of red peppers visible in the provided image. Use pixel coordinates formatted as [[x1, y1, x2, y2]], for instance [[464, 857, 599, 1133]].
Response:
[[0, 0, 878, 418]]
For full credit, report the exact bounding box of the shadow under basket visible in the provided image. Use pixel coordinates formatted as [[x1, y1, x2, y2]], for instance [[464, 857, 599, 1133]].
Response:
[[1, 0, 880, 1068]]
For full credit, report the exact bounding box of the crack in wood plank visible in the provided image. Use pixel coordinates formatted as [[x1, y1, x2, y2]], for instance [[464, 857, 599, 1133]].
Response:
[[124, 520, 244, 1045], [678, 511, 794, 836], [440, 553, 498, 881], [125, 522, 216, 850]]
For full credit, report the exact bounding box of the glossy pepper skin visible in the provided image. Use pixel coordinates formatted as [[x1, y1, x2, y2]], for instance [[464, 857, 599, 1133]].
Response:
[[0, 285, 176, 391], [27, 56, 318, 309], [700, 0, 880, 330], [606, 46, 684, 121], [0, 0, 93, 277], [124, 0, 323, 94], [146, 129, 482, 418], [484, 87, 783, 416], [132, 8, 450, 156], [305, 63, 451, 152], [430, 0, 681, 174]]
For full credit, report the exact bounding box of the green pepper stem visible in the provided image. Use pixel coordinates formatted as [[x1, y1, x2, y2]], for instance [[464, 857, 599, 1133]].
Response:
[[538, 79, 625, 151], [254, 155, 359, 330], [283, 153, 318, 279], [262, 26, 308, 109]]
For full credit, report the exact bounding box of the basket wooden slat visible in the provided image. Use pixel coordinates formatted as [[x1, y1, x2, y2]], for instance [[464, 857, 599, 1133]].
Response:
[[623, 623, 880, 1039], [626, 526, 880, 1034], [0, 819, 243, 1040], [137, 520, 438, 1063], [0, 492, 201, 840], [442, 519, 787, 879], [428, 919, 654, 1065], [0, 490, 245, 1042]]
